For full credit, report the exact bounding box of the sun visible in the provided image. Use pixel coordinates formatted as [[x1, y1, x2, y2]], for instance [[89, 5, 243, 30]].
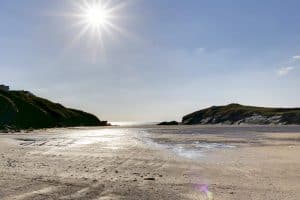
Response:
[[83, 2, 111, 28], [60, 0, 131, 59], [69, 0, 124, 41]]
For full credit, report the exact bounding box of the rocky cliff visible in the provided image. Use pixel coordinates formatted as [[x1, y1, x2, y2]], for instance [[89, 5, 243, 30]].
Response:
[[0, 89, 108, 130], [182, 104, 300, 125]]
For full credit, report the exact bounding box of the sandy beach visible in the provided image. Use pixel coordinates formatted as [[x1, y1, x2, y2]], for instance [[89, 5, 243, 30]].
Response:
[[0, 125, 299, 200]]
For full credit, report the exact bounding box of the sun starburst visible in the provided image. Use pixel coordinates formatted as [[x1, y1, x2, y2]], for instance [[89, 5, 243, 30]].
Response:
[[77, 0, 113, 36], [60, 0, 130, 58]]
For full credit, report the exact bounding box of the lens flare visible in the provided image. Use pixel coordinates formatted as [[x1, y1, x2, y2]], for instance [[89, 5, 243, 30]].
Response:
[[194, 184, 214, 200]]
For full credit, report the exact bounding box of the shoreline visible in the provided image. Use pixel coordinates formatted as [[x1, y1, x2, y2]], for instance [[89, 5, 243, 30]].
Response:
[[2, 123, 300, 133]]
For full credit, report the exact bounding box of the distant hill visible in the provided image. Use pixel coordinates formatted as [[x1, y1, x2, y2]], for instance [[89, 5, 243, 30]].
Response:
[[182, 104, 300, 125], [0, 89, 108, 131]]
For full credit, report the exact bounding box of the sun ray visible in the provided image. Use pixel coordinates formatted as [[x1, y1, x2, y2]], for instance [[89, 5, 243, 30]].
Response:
[[54, 0, 138, 61], [71, 0, 121, 40]]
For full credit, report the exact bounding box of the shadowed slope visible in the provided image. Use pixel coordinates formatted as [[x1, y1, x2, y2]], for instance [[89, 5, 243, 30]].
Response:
[[0, 90, 108, 130]]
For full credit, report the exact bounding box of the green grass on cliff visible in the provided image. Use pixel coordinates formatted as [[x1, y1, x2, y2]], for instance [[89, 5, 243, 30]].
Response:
[[0, 90, 107, 130], [182, 103, 300, 125]]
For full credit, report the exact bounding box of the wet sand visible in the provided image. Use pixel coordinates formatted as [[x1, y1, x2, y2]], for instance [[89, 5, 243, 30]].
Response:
[[0, 126, 299, 200]]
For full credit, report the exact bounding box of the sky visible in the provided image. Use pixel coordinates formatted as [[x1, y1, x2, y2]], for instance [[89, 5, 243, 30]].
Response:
[[1, 0, 300, 122]]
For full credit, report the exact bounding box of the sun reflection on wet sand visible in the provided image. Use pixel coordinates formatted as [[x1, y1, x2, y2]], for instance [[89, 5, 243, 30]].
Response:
[[16, 128, 137, 156], [65, 129, 126, 147]]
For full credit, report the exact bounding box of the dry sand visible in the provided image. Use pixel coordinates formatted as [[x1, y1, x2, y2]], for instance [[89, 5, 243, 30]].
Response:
[[0, 126, 299, 200]]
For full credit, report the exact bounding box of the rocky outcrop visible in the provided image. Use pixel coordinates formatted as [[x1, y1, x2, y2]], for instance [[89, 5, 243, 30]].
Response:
[[0, 89, 109, 131], [157, 121, 179, 126], [182, 104, 300, 125]]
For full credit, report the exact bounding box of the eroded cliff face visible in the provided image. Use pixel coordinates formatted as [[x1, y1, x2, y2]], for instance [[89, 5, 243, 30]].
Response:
[[182, 104, 300, 125], [0, 90, 108, 130]]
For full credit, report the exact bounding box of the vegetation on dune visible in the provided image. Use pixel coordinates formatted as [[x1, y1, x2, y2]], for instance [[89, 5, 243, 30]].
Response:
[[182, 103, 300, 125], [0, 90, 108, 130]]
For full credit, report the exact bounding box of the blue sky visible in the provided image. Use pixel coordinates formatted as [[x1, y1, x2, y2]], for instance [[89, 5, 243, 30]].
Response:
[[1, 0, 300, 122]]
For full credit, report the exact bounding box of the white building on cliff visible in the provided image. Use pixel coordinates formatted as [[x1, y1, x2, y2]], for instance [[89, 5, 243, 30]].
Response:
[[0, 84, 9, 91]]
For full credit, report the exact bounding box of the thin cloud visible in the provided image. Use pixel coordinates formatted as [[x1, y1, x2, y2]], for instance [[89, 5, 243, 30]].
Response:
[[292, 55, 300, 60], [194, 47, 206, 55], [277, 66, 294, 76]]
